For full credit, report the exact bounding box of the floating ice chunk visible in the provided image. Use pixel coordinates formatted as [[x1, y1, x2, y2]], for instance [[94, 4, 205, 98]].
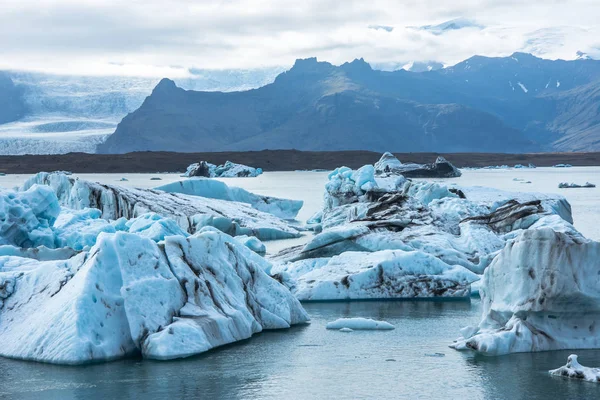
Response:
[[22, 172, 300, 241], [550, 355, 600, 383], [183, 160, 262, 178], [155, 179, 303, 219], [283, 250, 478, 301], [451, 228, 600, 355], [0, 230, 308, 364], [558, 182, 595, 189], [374, 152, 403, 172], [326, 318, 394, 330], [374, 153, 461, 178], [339, 327, 353, 332]]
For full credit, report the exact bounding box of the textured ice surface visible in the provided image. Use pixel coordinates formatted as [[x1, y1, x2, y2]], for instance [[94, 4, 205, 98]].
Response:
[[183, 161, 262, 178], [22, 172, 300, 241], [0, 229, 308, 364], [272, 250, 478, 301], [155, 178, 302, 219], [0, 185, 60, 248], [451, 228, 600, 355], [272, 163, 578, 300], [550, 355, 600, 383]]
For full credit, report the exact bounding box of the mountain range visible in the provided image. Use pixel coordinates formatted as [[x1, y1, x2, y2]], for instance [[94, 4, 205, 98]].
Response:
[[98, 53, 600, 154]]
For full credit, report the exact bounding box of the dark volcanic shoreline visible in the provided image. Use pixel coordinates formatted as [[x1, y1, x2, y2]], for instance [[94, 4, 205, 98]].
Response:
[[1, 150, 600, 174]]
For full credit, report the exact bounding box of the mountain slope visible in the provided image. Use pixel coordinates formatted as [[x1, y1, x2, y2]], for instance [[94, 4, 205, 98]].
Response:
[[98, 58, 532, 154]]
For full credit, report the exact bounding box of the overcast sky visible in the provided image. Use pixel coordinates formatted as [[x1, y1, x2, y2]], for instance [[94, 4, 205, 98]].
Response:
[[1, 0, 599, 76]]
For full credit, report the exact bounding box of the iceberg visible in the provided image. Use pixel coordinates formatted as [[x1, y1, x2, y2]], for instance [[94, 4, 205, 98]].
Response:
[[22, 172, 300, 241], [272, 163, 577, 301], [273, 250, 479, 301], [451, 228, 600, 355], [558, 182, 596, 188], [326, 318, 395, 330], [550, 355, 600, 383], [0, 229, 308, 364], [183, 160, 263, 178], [155, 178, 303, 220], [374, 152, 461, 178]]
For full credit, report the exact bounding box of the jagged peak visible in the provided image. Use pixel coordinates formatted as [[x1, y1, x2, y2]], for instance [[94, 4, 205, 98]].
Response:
[[151, 78, 178, 95], [341, 58, 373, 72]]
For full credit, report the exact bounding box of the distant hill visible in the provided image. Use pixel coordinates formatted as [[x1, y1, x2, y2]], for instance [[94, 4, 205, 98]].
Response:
[[99, 53, 600, 153]]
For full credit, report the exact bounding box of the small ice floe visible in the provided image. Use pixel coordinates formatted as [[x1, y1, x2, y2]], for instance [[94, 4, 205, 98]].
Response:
[[549, 355, 600, 383], [339, 328, 354, 333], [553, 164, 572, 168], [118, 178, 129, 182], [326, 318, 395, 330], [0, 172, 5, 176], [150, 177, 162, 181], [558, 182, 595, 189]]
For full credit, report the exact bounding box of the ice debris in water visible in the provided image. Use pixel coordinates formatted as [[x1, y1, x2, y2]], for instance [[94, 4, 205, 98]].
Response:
[[326, 318, 395, 330], [549, 355, 600, 383], [183, 160, 262, 178]]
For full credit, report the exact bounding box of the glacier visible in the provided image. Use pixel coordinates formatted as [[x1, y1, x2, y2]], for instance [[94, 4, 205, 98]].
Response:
[[155, 178, 303, 220], [22, 172, 301, 241], [0, 69, 283, 155]]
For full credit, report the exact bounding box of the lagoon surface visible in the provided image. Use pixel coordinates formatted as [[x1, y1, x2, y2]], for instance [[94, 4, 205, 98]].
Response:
[[1, 300, 599, 399], [1, 168, 599, 399]]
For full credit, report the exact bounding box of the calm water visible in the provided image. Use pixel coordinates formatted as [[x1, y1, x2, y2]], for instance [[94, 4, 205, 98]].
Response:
[[1, 300, 599, 399], [1, 168, 600, 399]]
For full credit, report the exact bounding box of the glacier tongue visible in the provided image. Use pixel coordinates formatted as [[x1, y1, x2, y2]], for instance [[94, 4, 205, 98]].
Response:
[[0, 229, 308, 364], [22, 172, 301, 241]]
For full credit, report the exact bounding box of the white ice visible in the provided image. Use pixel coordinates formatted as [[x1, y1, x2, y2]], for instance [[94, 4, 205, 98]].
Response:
[[326, 318, 395, 330], [0, 229, 308, 364], [451, 228, 600, 355], [549, 355, 600, 383], [22, 172, 300, 241], [155, 178, 303, 220]]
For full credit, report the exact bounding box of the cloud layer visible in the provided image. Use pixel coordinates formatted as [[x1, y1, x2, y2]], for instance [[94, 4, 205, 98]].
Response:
[[1, 0, 599, 76]]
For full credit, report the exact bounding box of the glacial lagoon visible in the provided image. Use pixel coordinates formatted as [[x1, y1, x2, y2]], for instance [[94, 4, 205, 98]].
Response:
[[0, 167, 599, 399]]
